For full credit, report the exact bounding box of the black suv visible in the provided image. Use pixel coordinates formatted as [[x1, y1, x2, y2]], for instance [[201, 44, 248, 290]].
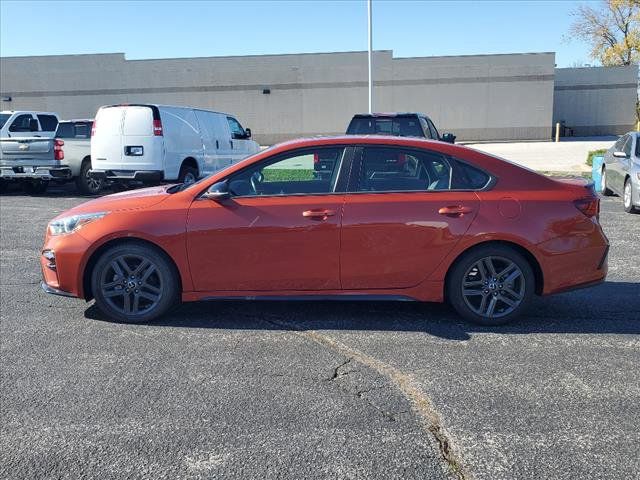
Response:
[[346, 113, 456, 143]]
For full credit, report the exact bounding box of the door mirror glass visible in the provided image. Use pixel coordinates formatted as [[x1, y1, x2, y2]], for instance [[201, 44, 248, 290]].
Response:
[[203, 180, 231, 201], [441, 133, 456, 144]]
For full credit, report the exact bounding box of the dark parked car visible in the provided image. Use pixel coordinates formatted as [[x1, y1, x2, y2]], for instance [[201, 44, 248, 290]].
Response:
[[346, 113, 456, 143]]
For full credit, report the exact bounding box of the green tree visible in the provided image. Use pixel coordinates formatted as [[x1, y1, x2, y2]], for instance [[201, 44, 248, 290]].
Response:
[[570, 0, 639, 66]]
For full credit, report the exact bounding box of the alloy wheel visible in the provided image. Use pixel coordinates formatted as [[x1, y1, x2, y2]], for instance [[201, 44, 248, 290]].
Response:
[[461, 256, 525, 318], [624, 181, 632, 209], [100, 254, 163, 316]]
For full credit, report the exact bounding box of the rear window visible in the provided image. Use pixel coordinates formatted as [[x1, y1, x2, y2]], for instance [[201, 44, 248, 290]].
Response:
[[56, 122, 74, 138], [56, 122, 92, 138], [123, 107, 153, 136], [37, 114, 58, 132], [0, 113, 10, 129], [347, 117, 425, 138]]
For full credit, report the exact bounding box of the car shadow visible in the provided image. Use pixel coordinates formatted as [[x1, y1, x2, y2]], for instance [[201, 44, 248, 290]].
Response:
[[84, 281, 640, 341]]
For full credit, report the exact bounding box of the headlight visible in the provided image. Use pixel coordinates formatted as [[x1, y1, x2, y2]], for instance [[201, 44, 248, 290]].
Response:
[[49, 212, 109, 236]]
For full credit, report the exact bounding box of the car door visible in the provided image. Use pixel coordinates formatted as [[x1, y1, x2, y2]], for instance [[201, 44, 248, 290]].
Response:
[[186, 146, 350, 292], [194, 111, 232, 175], [340, 146, 482, 290], [607, 135, 629, 195]]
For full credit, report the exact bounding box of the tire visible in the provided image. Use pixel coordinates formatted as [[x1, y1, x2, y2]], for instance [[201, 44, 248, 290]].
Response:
[[22, 180, 49, 195], [75, 160, 103, 195], [178, 164, 198, 185], [446, 244, 535, 326], [623, 178, 639, 214], [600, 167, 613, 196], [91, 242, 179, 323]]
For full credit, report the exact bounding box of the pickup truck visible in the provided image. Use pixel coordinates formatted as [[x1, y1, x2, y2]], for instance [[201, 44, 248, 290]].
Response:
[[0, 136, 69, 194], [55, 119, 102, 194]]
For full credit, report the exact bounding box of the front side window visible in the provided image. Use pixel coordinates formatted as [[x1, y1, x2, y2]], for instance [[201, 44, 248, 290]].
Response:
[[9, 114, 34, 132], [353, 147, 490, 192], [622, 137, 632, 157], [229, 147, 344, 197], [614, 135, 628, 151], [227, 117, 246, 139], [635, 137, 640, 157], [427, 118, 439, 140], [37, 114, 58, 132]]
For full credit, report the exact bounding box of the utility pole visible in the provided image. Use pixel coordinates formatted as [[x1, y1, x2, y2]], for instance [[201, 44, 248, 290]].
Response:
[[368, 0, 373, 113]]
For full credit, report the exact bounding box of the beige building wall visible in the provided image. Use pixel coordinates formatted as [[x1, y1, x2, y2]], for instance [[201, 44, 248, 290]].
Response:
[[1, 50, 556, 144], [553, 65, 638, 136]]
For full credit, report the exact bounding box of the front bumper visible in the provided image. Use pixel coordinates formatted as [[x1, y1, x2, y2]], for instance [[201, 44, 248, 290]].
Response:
[[89, 169, 164, 183], [1, 165, 72, 180], [41, 281, 75, 298]]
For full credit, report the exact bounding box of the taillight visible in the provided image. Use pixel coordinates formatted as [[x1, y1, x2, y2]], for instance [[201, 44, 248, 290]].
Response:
[[54, 139, 64, 161], [153, 119, 163, 136], [574, 197, 599, 219], [313, 153, 319, 164], [91, 120, 96, 137]]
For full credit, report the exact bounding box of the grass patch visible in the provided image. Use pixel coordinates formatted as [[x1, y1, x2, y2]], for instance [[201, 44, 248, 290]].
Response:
[[586, 149, 607, 167], [262, 168, 315, 182]]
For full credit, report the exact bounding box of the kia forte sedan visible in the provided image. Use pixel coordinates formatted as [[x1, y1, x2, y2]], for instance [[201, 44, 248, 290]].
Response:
[[41, 136, 609, 325]]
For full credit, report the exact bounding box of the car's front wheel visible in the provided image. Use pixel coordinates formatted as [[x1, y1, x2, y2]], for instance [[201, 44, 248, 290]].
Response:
[[623, 178, 639, 214], [91, 242, 179, 323], [446, 245, 534, 325]]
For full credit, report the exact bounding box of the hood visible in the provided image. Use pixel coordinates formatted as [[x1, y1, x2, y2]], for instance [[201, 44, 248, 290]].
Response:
[[56, 185, 171, 218]]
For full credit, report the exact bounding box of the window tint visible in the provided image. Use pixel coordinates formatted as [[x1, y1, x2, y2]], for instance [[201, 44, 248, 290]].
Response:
[[37, 114, 58, 132], [623, 137, 632, 157], [636, 137, 640, 157], [9, 114, 34, 132], [74, 122, 91, 137], [427, 119, 439, 139], [614, 135, 628, 151], [56, 122, 74, 138], [227, 117, 245, 139], [347, 117, 425, 138], [229, 147, 344, 197], [354, 147, 490, 192], [0, 113, 11, 129]]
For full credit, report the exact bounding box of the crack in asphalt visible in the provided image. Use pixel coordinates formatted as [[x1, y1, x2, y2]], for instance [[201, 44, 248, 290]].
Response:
[[261, 317, 470, 480]]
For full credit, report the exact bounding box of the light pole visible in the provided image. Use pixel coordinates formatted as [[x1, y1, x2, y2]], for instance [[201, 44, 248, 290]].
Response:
[[367, 0, 373, 114]]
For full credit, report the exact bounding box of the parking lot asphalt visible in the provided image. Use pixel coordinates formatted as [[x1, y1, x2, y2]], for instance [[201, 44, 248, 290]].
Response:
[[1, 185, 639, 480]]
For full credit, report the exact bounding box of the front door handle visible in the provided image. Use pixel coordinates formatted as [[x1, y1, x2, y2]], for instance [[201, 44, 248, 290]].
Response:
[[438, 205, 473, 216], [303, 209, 335, 220]]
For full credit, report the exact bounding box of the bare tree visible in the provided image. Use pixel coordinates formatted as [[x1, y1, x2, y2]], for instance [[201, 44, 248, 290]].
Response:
[[569, 0, 639, 66]]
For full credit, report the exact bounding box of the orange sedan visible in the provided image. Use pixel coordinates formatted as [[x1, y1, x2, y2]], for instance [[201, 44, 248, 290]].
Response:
[[41, 136, 609, 325]]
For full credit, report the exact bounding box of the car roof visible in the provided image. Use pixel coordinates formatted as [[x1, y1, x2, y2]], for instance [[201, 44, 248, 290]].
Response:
[[351, 112, 426, 118]]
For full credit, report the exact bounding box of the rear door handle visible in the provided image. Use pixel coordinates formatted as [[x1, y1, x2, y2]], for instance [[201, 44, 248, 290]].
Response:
[[438, 205, 473, 216], [303, 209, 335, 220]]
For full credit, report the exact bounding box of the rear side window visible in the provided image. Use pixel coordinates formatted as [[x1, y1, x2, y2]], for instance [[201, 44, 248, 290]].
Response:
[[123, 107, 153, 136], [56, 123, 74, 138], [37, 114, 58, 132], [352, 147, 491, 192], [8, 114, 34, 132], [347, 117, 425, 138]]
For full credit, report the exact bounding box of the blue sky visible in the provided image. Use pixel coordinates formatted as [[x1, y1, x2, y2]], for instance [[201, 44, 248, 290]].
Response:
[[1, 0, 592, 67]]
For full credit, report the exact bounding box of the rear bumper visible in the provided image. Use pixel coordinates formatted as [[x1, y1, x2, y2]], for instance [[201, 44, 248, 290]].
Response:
[[89, 169, 164, 183], [0, 165, 72, 180]]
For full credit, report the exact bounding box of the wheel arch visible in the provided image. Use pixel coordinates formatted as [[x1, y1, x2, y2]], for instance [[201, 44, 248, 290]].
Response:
[[81, 237, 183, 300], [444, 239, 544, 297], [180, 157, 199, 176]]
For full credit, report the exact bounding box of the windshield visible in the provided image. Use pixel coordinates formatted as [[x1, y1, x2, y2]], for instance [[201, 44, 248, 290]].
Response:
[[347, 117, 424, 138], [0, 114, 11, 129]]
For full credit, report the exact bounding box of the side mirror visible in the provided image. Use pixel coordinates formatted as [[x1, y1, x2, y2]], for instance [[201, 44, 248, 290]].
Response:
[[203, 180, 231, 201], [613, 151, 628, 159], [244, 128, 252, 139], [29, 118, 39, 132], [441, 133, 456, 144]]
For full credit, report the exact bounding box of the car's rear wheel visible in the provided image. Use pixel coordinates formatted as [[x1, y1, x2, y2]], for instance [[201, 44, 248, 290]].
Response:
[[446, 245, 534, 325], [178, 164, 198, 185], [91, 243, 179, 323], [623, 178, 639, 214], [600, 167, 613, 196], [76, 160, 103, 195]]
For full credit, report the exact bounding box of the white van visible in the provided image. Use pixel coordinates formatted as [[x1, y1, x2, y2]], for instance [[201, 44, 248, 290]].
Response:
[[89, 104, 259, 185]]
